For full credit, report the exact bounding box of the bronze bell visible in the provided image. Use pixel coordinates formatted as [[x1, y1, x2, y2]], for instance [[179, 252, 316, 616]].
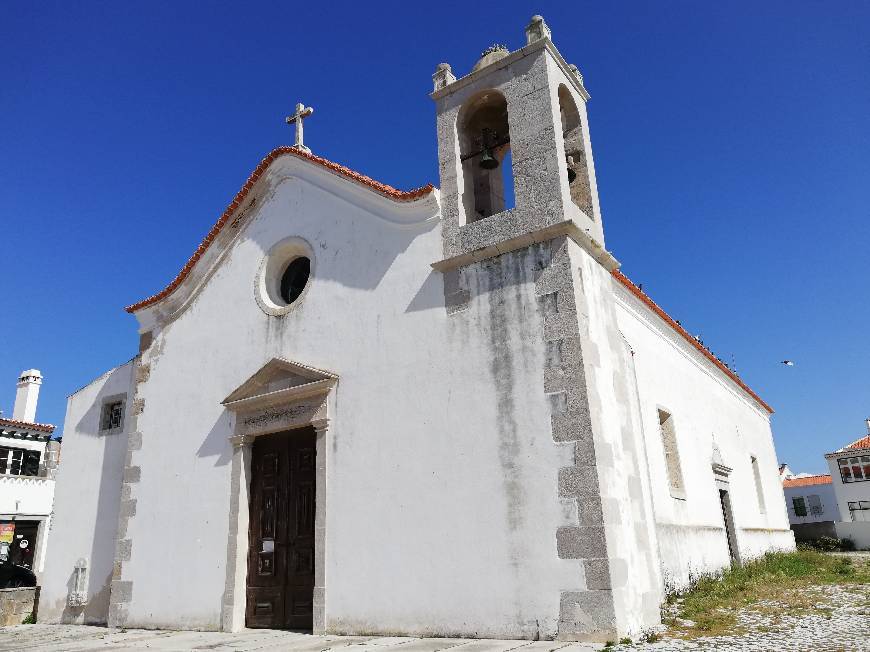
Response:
[[566, 155, 577, 183], [479, 148, 499, 170]]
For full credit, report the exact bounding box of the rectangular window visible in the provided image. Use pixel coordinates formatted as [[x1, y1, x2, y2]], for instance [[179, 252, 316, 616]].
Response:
[[100, 400, 124, 432], [848, 501, 870, 522], [807, 494, 823, 516], [792, 497, 807, 517], [751, 456, 766, 514], [839, 457, 869, 483], [658, 409, 685, 497], [0, 447, 40, 477]]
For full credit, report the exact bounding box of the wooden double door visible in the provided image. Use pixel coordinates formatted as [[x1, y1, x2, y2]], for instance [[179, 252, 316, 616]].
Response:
[[246, 428, 316, 629]]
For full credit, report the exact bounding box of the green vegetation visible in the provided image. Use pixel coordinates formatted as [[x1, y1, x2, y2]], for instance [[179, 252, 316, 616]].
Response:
[[664, 550, 870, 638], [22, 612, 35, 624]]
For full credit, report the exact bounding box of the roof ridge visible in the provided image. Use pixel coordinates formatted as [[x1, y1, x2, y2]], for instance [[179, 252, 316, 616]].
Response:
[[125, 146, 435, 313], [0, 417, 56, 433], [612, 270, 773, 414]]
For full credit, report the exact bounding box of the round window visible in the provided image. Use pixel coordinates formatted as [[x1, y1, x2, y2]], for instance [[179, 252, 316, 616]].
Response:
[[279, 257, 311, 305], [255, 237, 315, 316]]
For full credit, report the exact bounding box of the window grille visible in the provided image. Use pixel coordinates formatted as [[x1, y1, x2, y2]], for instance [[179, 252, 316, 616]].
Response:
[[848, 501, 870, 523], [807, 494, 823, 516], [838, 456, 870, 483], [0, 447, 41, 477], [100, 401, 124, 432]]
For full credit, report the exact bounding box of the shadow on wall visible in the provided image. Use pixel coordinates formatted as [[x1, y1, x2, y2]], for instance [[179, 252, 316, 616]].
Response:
[[244, 177, 439, 293], [60, 362, 133, 624], [195, 411, 235, 468]]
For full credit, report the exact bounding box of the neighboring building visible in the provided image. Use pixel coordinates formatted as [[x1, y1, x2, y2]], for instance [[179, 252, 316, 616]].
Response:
[[39, 16, 794, 642], [825, 421, 870, 548], [782, 474, 840, 540], [0, 369, 59, 573]]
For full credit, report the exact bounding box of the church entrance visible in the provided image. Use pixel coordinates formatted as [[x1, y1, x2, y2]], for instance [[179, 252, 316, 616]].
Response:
[[245, 427, 316, 629], [718, 489, 739, 565]]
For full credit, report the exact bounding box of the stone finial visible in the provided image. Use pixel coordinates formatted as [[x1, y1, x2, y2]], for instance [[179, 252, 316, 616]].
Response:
[[525, 14, 552, 44], [433, 63, 456, 91], [568, 64, 584, 84]]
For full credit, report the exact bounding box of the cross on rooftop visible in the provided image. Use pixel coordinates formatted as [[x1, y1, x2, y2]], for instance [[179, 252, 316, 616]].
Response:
[[285, 102, 314, 153]]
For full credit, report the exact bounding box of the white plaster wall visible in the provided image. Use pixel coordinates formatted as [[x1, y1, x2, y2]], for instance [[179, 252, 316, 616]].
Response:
[[783, 483, 840, 524], [827, 455, 870, 523], [834, 522, 870, 549], [567, 241, 662, 634], [613, 284, 794, 590], [122, 161, 577, 637], [38, 361, 134, 624]]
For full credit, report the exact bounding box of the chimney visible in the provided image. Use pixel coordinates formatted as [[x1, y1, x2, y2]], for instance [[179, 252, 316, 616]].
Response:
[[12, 369, 42, 423], [866, 418, 870, 435]]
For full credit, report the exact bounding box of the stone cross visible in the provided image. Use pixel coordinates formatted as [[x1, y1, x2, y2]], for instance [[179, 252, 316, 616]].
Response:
[[285, 102, 314, 153]]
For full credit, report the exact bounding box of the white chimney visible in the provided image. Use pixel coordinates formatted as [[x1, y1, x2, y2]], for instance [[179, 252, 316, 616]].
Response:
[[866, 418, 870, 435], [12, 369, 42, 423]]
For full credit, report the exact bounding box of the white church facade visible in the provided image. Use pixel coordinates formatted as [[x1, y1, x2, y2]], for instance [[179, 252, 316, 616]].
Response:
[[39, 17, 794, 642]]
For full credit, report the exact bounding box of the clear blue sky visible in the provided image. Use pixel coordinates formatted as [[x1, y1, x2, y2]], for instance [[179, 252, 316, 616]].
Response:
[[2, 2, 868, 474]]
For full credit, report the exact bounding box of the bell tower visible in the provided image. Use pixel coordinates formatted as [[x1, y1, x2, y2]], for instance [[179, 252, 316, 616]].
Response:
[[430, 17, 662, 642], [432, 15, 605, 265]]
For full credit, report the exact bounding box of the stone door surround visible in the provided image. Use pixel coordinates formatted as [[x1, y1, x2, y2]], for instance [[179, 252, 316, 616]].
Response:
[[220, 358, 337, 633]]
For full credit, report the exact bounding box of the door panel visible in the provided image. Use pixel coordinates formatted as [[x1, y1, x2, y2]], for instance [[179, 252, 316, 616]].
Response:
[[246, 428, 316, 629]]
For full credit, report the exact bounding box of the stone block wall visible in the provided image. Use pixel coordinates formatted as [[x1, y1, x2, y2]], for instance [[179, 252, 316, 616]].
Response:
[[0, 587, 38, 626]]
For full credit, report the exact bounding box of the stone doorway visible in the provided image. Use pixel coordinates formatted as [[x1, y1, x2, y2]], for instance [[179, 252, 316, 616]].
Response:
[[220, 358, 337, 633], [246, 428, 317, 629]]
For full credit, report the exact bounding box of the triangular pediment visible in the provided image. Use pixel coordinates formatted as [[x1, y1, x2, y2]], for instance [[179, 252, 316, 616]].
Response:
[[222, 358, 338, 411]]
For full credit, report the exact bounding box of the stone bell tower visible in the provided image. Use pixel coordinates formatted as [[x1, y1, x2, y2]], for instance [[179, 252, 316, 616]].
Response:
[[431, 17, 662, 642], [432, 15, 605, 266]]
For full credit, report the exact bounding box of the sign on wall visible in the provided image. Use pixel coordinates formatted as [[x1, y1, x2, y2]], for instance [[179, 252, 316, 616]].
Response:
[[0, 523, 13, 545]]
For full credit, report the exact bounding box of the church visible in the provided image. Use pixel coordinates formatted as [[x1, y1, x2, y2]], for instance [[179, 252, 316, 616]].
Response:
[[39, 16, 794, 643]]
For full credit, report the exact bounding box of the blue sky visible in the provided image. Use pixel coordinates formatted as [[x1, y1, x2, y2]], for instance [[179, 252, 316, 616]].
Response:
[[1, 2, 868, 474]]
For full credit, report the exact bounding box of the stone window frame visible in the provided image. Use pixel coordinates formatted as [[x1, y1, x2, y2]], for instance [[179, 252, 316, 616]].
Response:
[[656, 406, 686, 500], [99, 393, 127, 435]]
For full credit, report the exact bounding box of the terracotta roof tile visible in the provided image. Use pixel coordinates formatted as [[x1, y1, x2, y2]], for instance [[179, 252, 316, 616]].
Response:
[[612, 270, 773, 414], [782, 474, 832, 488], [0, 417, 55, 434], [846, 435, 870, 451], [125, 146, 435, 313]]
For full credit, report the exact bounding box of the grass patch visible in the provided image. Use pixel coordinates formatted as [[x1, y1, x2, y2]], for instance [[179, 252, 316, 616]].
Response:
[[664, 551, 870, 639]]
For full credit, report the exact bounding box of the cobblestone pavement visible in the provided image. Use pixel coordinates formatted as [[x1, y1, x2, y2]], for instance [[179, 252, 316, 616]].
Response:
[[0, 626, 601, 652], [616, 583, 870, 652], [2, 582, 868, 652]]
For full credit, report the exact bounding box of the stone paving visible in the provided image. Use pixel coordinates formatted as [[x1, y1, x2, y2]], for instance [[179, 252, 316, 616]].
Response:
[[0, 626, 601, 652], [2, 582, 869, 652]]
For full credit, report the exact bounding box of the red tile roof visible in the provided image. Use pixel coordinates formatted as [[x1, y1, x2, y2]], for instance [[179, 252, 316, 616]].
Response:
[[125, 146, 435, 313], [783, 474, 832, 488], [846, 435, 870, 451], [612, 270, 773, 414], [0, 417, 55, 434]]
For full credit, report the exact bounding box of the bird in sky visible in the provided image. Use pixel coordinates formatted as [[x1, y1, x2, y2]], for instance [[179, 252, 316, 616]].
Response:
[[781, 360, 795, 366]]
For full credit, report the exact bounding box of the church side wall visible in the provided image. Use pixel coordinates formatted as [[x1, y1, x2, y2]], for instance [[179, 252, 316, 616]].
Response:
[[613, 284, 794, 590], [38, 361, 134, 624], [116, 167, 578, 637]]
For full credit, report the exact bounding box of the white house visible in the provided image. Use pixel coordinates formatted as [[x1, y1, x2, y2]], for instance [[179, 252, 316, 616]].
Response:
[[38, 16, 794, 642], [781, 474, 840, 540], [825, 421, 870, 548], [0, 369, 59, 574]]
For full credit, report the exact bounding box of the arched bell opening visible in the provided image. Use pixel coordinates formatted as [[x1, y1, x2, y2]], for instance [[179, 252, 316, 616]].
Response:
[[558, 84, 594, 219], [458, 90, 515, 223]]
